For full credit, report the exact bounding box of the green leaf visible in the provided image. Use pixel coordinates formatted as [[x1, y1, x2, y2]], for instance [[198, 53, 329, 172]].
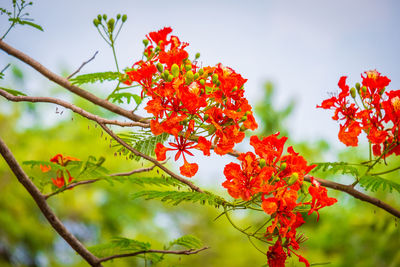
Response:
[[169, 235, 202, 249], [115, 131, 169, 161], [19, 20, 43, 31], [109, 176, 187, 188], [69, 72, 121, 85], [108, 92, 142, 105], [89, 237, 151, 258], [311, 162, 360, 178], [0, 87, 26, 96], [131, 190, 227, 207], [359, 175, 400, 194]]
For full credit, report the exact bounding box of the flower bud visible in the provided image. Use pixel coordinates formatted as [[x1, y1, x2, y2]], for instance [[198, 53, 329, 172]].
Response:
[[195, 52, 201, 59], [379, 87, 385, 95], [259, 158, 266, 168], [287, 172, 299, 186], [355, 82, 360, 90], [198, 68, 204, 76], [107, 18, 115, 31], [199, 79, 205, 86], [167, 74, 173, 82], [239, 115, 247, 122], [280, 163, 287, 171], [216, 80, 221, 86], [350, 87, 356, 98], [203, 114, 209, 121], [93, 18, 100, 27], [97, 14, 102, 21], [301, 183, 308, 194], [184, 64, 192, 71], [143, 39, 149, 47], [185, 70, 194, 84], [193, 73, 200, 80], [117, 14, 121, 20], [156, 63, 163, 73], [240, 125, 247, 132], [207, 124, 217, 135], [362, 86, 367, 93], [122, 14, 127, 22], [212, 74, 218, 84], [102, 14, 107, 20], [171, 64, 180, 77]]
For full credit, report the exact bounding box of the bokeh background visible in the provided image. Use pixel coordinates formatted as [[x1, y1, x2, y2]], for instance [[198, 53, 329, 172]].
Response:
[[0, 0, 400, 266]]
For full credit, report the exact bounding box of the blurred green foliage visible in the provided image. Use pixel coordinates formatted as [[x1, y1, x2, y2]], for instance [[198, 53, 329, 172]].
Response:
[[0, 67, 399, 267]]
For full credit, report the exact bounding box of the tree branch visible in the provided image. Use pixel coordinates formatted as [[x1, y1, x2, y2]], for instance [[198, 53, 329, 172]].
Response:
[[99, 247, 209, 263], [99, 123, 204, 193], [304, 175, 400, 218], [0, 88, 148, 128], [0, 39, 148, 124], [0, 136, 102, 266], [67, 51, 99, 79]]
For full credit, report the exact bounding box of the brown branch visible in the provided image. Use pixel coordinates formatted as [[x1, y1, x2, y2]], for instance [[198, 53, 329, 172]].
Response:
[[0, 89, 148, 128], [99, 247, 209, 263], [304, 175, 400, 218], [0, 137, 102, 266], [67, 51, 99, 79], [0, 39, 148, 124], [45, 163, 165, 199], [99, 123, 204, 193]]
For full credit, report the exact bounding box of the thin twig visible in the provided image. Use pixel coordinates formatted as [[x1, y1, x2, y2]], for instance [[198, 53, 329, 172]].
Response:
[[44, 179, 99, 200], [0, 89, 148, 128], [99, 123, 204, 193], [0, 39, 148, 124], [304, 175, 400, 218], [99, 247, 209, 263], [0, 136, 102, 267], [67, 51, 99, 79], [109, 162, 166, 176]]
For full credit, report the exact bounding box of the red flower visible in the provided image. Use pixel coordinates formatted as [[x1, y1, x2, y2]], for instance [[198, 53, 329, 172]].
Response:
[[267, 240, 287, 267], [338, 121, 362, 147], [179, 160, 198, 178], [306, 177, 337, 220]]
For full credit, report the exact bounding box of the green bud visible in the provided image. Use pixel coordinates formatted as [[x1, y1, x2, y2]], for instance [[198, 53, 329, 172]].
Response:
[[203, 114, 209, 121], [164, 70, 170, 76], [171, 64, 180, 77], [280, 163, 287, 171], [240, 125, 247, 132], [287, 173, 299, 186], [355, 82, 360, 90], [216, 80, 221, 87], [350, 87, 356, 98], [232, 86, 238, 92], [184, 64, 192, 71], [239, 115, 248, 122], [102, 14, 107, 20], [107, 18, 115, 31], [93, 19, 100, 27], [259, 158, 266, 169], [122, 14, 127, 22], [167, 74, 173, 82], [212, 73, 218, 83], [199, 79, 205, 86], [142, 39, 149, 47], [362, 86, 367, 93], [207, 124, 217, 135], [97, 14, 102, 21], [186, 70, 194, 84], [155, 46, 160, 52], [156, 63, 163, 73], [198, 68, 204, 76], [379, 87, 385, 95], [195, 52, 200, 59], [245, 111, 251, 116], [117, 14, 121, 20], [193, 73, 200, 80]]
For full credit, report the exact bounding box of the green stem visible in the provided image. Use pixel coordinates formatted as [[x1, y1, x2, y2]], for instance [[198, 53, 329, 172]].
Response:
[[370, 165, 400, 176]]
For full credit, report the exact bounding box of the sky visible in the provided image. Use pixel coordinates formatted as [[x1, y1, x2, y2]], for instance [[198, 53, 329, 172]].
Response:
[[1, 0, 400, 184]]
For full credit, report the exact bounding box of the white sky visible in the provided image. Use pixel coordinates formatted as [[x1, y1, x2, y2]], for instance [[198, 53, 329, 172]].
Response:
[[1, 0, 400, 184]]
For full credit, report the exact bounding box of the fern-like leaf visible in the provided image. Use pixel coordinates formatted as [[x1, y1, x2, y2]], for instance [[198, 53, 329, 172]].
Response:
[[69, 72, 121, 85], [108, 92, 142, 105], [0, 87, 26, 96], [311, 162, 360, 178], [108, 176, 187, 188], [169, 235, 202, 249], [89, 237, 151, 258], [131, 190, 227, 207], [115, 131, 169, 161], [359, 175, 400, 194]]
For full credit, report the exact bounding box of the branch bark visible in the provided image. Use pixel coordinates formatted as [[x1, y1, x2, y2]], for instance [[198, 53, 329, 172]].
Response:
[[0, 136, 102, 266], [0, 39, 148, 124], [99, 247, 209, 263], [0, 89, 148, 128]]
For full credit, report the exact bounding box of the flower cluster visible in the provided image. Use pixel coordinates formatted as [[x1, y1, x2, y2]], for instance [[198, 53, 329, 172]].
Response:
[[222, 133, 337, 266], [40, 154, 80, 188], [123, 27, 257, 177], [318, 70, 400, 157]]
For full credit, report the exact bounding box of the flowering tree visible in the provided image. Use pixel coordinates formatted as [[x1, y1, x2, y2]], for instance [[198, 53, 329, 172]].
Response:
[[1, 2, 400, 266]]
